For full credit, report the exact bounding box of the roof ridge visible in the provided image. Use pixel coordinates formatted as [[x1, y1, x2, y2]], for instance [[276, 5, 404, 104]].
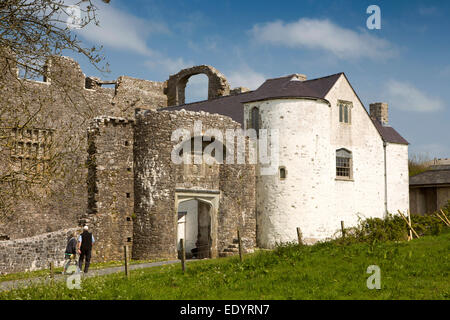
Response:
[[303, 72, 344, 82], [263, 72, 343, 83], [162, 90, 255, 109]]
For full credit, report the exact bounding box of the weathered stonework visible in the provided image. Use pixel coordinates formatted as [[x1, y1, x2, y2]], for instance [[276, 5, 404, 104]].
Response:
[[0, 55, 410, 273], [0, 228, 78, 274], [0, 55, 166, 241], [80, 116, 134, 262], [166, 65, 230, 106], [132, 109, 256, 260]]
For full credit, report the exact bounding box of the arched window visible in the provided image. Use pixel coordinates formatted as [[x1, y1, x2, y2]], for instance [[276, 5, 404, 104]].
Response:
[[338, 101, 352, 124], [336, 148, 352, 179], [251, 107, 260, 137]]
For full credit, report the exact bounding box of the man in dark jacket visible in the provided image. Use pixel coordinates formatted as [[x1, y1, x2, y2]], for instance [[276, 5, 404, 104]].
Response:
[[77, 226, 95, 273]]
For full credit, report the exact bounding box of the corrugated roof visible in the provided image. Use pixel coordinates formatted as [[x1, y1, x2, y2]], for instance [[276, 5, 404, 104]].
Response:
[[371, 117, 409, 145], [410, 166, 450, 186]]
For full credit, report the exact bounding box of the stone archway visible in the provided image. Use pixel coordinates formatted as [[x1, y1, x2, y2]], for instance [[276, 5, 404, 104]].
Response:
[[166, 65, 230, 106], [175, 191, 220, 259]]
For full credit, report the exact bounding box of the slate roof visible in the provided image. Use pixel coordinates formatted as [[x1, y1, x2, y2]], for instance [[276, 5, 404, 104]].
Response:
[[410, 165, 450, 187], [160, 72, 408, 145], [160, 73, 342, 125], [370, 117, 409, 145]]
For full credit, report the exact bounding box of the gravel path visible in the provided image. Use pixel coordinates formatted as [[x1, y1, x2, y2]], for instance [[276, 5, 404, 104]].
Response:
[[0, 259, 182, 292]]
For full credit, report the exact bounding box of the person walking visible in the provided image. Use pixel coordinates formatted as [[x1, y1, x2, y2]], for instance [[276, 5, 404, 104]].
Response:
[[78, 225, 95, 274], [63, 231, 78, 274]]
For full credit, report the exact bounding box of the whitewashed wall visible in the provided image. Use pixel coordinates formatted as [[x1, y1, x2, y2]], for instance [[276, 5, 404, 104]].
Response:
[[386, 143, 409, 214], [244, 98, 333, 247], [244, 74, 408, 248]]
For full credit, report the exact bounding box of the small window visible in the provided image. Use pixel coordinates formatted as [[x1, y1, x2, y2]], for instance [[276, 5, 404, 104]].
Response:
[[336, 149, 352, 179], [251, 107, 260, 137], [338, 101, 352, 124], [279, 167, 287, 180]]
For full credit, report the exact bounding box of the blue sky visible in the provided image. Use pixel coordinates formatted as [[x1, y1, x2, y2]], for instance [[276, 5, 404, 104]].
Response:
[[70, 0, 450, 159]]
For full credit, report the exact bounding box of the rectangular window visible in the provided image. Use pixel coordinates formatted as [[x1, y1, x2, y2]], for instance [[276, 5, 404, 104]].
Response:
[[336, 157, 350, 177]]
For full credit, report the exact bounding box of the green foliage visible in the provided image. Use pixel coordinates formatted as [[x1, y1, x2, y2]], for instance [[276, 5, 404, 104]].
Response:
[[1, 231, 449, 300], [408, 154, 431, 177], [336, 212, 447, 245]]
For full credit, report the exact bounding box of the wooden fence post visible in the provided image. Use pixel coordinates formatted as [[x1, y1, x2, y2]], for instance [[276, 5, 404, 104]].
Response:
[[124, 245, 129, 278], [341, 221, 345, 238], [296, 227, 303, 246], [49, 261, 54, 282], [180, 238, 186, 273], [407, 210, 412, 241], [237, 229, 243, 262]]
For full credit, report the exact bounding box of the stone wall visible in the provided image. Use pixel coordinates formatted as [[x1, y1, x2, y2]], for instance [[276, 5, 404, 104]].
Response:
[[80, 116, 134, 262], [0, 54, 166, 241], [133, 109, 256, 260], [166, 65, 230, 106], [0, 227, 78, 274]]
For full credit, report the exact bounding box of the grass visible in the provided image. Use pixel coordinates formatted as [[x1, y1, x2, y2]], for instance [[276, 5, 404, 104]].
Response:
[[1, 230, 449, 300], [408, 153, 431, 177], [0, 259, 164, 283]]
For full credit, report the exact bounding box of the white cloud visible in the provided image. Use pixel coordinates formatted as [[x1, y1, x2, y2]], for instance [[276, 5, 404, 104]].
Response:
[[227, 67, 266, 90], [76, 2, 168, 56], [144, 56, 194, 75], [249, 18, 397, 60], [385, 80, 444, 112]]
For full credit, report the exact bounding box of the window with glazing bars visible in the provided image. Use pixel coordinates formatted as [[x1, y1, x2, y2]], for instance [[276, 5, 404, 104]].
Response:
[[336, 149, 352, 178]]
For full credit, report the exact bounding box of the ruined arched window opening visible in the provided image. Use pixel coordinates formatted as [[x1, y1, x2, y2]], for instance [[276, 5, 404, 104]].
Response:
[[336, 148, 353, 179], [177, 136, 226, 164], [184, 74, 208, 104]]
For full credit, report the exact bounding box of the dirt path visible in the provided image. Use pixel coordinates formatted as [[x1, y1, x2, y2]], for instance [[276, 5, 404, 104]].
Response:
[[0, 259, 182, 292]]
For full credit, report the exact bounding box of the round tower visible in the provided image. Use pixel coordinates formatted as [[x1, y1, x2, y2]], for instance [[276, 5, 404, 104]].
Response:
[[243, 96, 333, 247]]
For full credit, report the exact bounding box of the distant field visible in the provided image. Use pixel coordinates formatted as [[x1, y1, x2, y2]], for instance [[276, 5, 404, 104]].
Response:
[[1, 231, 449, 300]]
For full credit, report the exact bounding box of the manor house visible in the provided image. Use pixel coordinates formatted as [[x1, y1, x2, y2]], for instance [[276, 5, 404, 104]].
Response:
[[0, 57, 409, 273]]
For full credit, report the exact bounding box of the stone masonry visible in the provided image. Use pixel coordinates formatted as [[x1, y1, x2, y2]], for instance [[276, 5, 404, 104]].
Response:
[[0, 228, 78, 274]]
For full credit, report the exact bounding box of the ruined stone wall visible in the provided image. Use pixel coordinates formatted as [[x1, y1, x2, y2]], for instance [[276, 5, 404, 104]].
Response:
[[166, 65, 230, 106], [133, 109, 256, 260], [80, 117, 134, 262], [0, 55, 166, 241], [0, 227, 79, 274], [219, 163, 256, 251]]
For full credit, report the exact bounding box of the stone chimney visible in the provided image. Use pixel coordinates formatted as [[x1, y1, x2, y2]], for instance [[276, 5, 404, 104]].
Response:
[[370, 102, 388, 125], [230, 86, 251, 95], [290, 73, 307, 81]]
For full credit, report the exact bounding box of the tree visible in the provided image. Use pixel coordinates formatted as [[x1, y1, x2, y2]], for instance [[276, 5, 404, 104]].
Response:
[[0, 1, 110, 228]]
